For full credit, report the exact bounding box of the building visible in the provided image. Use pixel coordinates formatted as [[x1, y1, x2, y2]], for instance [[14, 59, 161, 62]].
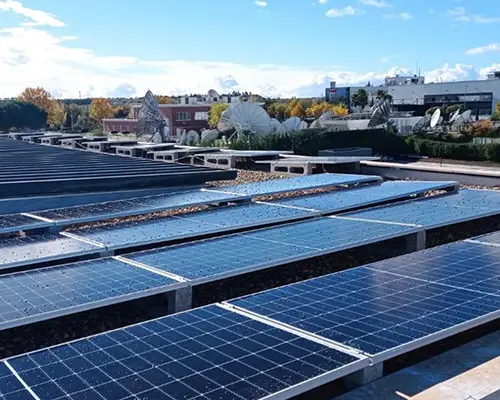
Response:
[[102, 104, 211, 138], [326, 71, 500, 116]]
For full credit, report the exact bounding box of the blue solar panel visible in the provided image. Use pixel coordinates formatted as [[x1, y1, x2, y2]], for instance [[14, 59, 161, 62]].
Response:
[[0, 362, 33, 400], [124, 218, 418, 282], [214, 173, 381, 196], [269, 181, 457, 213], [230, 266, 500, 358], [70, 203, 316, 250], [469, 231, 500, 246], [0, 258, 179, 331], [0, 214, 53, 234], [32, 190, 249, 225], [0, 234, 102, 272], [343, 189, 500, 229], [366, 240, 500, 296], [6, 305, 364, 400]]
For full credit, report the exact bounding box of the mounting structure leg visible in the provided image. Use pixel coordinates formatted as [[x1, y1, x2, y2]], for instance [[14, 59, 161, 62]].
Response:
[[406, 230, 426, 252], [344, 362, 383, 389], [167, 286, 193, 314]]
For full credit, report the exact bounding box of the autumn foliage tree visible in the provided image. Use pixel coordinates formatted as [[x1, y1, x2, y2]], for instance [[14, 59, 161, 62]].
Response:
[[155, 95, 174, 104], [49, 101, 66, 128], [18, 87, 64, 128], [208, 103, 229, 128], [89, 98, 115, 122], [290, 103, 306, 118]]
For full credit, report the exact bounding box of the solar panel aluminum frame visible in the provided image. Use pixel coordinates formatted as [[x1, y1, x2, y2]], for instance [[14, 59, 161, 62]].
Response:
[[125, 218, 424, 286], [70, 205, 321, 252], [3, 303, 371, 400], [0, 233, 105, 272], [339, 192, 500, 230], [43, 190, 251, 227], [0, 258, 188, 332], [204, 175, 383, 197], [0, 215, 54, 235], [261, 181, 459, 214], [465, 238, 500, 248]]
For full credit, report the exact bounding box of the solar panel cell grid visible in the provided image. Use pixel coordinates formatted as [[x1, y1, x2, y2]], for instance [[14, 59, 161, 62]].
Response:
[[471, 231, 500, 246], [7, 305, 361, 400], [0, 258, 178, 330], [0, 214, 51, 235], [230, 266, 500, 357], [0, 362, 34, 400]]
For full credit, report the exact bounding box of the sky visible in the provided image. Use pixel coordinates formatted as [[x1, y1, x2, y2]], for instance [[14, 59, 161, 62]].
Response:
[[1, 0, 500, 99]]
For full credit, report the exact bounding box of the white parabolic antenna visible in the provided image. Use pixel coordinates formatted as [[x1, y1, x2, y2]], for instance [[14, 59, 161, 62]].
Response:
[[230, 103, 272, 137], [299, 120, 308, 129], [309, 119, 322, 129], [137, 90, 170, 143], [412, 115, 429, 133], [270, 118, 281, 133], [368, 101, 390, 128], [181, 130, 199, 145], [319, 111, 335, 121], [430, 108, 441, 128], [461, 109, 472, 122], [217, 107, 234, 132], [277, 117, 302, 134], [449, 108, 461, 123], [208, 89, 220, 98], [201, 129, 219, 141]]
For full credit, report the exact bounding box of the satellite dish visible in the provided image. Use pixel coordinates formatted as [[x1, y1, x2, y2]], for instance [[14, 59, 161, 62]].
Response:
[[461, 109, 472, 122], [270, 118, 281, 133], [449, 108, 461, 123], [179, 130, 187, 144], [277, 117, 302, 134], [430, 108, 441, 128], [412, 115, 430, 133], [309, 119, 322, 129], [229, 103, 272, 137], [368, 101, 390, 128], [201, 129, 218, 141], [137, 90, 170, 142], [299, 120, 308, 129], [181, 130, 199, 145], [217, 107, 234, 132], [319, 111, 335, 120]]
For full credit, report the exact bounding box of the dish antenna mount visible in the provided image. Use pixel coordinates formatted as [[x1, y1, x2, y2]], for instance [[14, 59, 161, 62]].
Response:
[[137, 90, 170, 142]]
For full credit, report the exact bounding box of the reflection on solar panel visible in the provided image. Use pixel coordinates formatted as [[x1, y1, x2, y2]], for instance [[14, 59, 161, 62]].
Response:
[[5, 305, 364, 400], [342, 189, 500, 229], [230, 266, 500, 359], [269, 181, 457, 213], [0, 234, 102, 271], [32, 190, 249, 225], [212, 173, 381, 196], [0, 362, 33, 399], [0, 214, 52, 234], [71, 203, 316, 250], [0, 258, 180, 331], [124, 218, 418, 283], [366, 241, 500, 296], [468, 231, 500, 247]]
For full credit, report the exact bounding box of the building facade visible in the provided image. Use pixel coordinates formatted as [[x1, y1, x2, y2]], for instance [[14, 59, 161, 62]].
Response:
[[327, 72, 500, 116], [102, 104, 211, 138]]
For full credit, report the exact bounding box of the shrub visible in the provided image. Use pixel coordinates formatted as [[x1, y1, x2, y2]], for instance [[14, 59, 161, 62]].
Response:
[[408, 137, 500, 162], [468, 120, 495, 137]]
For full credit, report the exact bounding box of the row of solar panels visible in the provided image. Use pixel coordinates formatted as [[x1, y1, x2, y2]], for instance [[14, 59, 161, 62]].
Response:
[[2, 187, 500, 332], [0, 173, 383, 233], [2, 185, 498, 275], [2, 231, 500, 399]]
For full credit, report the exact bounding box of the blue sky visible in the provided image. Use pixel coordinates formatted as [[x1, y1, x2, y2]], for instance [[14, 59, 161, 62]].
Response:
[[1, 0, 499, 98]]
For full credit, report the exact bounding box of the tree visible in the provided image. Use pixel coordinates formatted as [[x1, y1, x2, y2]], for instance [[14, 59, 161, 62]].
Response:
[[351, 89, 369, 110], [332, 104, 349, 117], [114, 105, 131, 119], [290, 103, 306, 118], [496, 102, 500, 114], [89, 98, 115, 122], [18, 87, 53, 113], [48, 101, 65, 129], [0, 100, 47, 131], [208, 103, 229, 128], [155, 95, 174, 104], [376, 90, 386, 100]]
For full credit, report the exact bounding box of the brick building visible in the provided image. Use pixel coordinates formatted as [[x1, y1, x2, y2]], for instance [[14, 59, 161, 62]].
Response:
[[102, 104, 210, 139]]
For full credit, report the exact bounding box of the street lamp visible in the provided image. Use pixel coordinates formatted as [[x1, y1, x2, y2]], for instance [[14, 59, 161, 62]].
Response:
[[464, 84, 468, 109]]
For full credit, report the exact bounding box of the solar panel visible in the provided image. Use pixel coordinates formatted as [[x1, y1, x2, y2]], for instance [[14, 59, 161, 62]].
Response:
[[0, 214, 53, 234], [124, 218, 419, 283], [6, 305, 365, 400], [70, 203, 316, 250], [0, 234, 102, 272], [468, 231, 500, 247], [211, 173, 381, 196], [0, 258, 181, 331], [32, 190, 249, 225], [366, 240, 500, 296], [0, 362, 34, 399], [230, 266, 500, 361], [268, 181, 457, 213], [342, 190, 500, 229]]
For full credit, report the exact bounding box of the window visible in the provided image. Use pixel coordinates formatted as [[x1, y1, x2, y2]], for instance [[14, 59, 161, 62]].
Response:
[[176, 112, 191, 121], [195, 112, 208, 121]]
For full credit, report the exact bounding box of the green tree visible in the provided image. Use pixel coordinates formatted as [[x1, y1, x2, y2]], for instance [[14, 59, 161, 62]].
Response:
[[351, 89, 369, 109], [0, 100, 47, 131], [208, 103, 229, 128], [114, 105, 130, 118], [376, 89, 386, 100]]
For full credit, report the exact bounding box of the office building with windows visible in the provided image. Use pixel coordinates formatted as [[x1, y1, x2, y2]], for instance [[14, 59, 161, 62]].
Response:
[[326, 71, 500, 116]]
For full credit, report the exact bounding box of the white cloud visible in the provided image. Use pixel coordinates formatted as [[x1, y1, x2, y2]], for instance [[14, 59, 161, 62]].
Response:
[[360, 0, 391, 8], [424, 63, 477, 83], [447, 6, 465, 16], [447, 7, 500, 24], [325, 6, 358, 17], [466, 43, 500, 55], [318, 0, 328, 4], [384, 12, 412, 20], [254, 0, 267, 7], [0, 0, 64, 27]]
